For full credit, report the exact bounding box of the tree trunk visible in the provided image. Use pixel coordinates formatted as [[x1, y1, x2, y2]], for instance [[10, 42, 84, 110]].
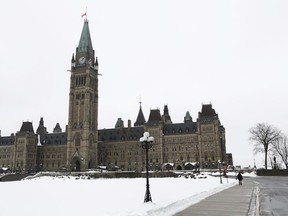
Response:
[[264, 148, 268, 170]]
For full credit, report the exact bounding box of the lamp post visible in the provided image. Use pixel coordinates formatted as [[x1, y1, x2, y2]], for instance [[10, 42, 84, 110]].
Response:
[[218, 160, 223, 184], [140, 132, 154, 203]]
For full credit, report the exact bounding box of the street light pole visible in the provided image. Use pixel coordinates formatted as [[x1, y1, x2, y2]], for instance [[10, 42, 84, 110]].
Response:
[[140, 132, 154, 203], [218, 160, 223, 184]]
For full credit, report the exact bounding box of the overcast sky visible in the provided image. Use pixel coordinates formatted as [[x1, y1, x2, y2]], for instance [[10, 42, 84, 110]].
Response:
[[1, 0, 288, 168]]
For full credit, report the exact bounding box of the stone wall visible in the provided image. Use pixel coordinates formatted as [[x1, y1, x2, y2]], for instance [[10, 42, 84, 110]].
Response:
[[257, 169, 288, 176]]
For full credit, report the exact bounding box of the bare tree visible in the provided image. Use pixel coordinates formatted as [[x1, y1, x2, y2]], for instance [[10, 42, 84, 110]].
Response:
[[272, 135, 288, 169], [249, 123, 282, 170]]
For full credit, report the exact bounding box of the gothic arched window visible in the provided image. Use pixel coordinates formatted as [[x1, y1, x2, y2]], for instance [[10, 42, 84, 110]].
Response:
[[74, 134, 81, 146]]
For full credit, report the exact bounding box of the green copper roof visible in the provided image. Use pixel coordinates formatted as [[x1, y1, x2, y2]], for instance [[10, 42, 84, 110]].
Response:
[[78, 20, 93, 53]]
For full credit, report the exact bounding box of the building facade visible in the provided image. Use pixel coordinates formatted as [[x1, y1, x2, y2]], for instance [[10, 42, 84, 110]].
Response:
[[0, 20, 231, 173]]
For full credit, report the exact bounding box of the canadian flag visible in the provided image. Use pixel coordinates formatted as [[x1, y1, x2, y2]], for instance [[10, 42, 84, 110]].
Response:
[[81, 12, 87, 18]]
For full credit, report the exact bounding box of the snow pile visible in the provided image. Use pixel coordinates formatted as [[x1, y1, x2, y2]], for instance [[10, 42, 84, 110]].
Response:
[[0, 174, 237, 216]]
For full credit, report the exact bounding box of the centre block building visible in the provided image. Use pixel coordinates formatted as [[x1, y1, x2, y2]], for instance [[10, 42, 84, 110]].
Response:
[[0, 20, 230, 173]]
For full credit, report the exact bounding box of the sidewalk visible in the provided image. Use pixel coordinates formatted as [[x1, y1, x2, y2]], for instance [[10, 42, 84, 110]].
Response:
[[174, 177, 257, 216]]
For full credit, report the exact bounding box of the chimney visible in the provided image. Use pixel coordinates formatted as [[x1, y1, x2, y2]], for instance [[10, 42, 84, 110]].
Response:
[[128, 120, 131, 129]]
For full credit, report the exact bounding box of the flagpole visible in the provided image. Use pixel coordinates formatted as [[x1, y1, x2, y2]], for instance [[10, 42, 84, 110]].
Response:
[[81, 7, 88, 20], [86, 6, 88, 20]]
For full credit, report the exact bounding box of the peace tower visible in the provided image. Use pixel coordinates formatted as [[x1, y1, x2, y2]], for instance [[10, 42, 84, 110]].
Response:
[[66, 19, 99, 171]]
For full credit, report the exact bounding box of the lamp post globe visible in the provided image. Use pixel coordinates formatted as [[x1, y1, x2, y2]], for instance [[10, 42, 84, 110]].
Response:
[[139, 132, 154, 203]]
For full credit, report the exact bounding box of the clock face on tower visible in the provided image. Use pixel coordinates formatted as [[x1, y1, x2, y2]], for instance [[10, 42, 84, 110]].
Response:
[[79, 56, 86, 64]]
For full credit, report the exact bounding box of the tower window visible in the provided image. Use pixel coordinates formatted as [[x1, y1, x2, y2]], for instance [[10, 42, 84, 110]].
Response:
[[75, 136, 81, 146], [75, 75, 87, 86]]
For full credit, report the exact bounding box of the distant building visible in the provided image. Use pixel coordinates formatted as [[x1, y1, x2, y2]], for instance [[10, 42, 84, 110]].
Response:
[[226, 153, 233, 166], [0, 20, 230, 172]]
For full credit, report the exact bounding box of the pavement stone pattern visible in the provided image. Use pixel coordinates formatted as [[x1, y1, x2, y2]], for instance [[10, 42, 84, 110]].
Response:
[[174, 178, 256, 216]]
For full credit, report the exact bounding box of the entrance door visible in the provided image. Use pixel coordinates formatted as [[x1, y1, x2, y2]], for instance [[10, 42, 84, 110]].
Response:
[[75, 160, 81, 172]]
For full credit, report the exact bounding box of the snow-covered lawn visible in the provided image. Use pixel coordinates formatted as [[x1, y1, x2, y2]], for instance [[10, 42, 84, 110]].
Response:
[[0, 172, 253, 216]]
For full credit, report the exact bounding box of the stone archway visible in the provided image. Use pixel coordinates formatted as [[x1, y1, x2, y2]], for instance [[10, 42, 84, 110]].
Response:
[[185, 163, 194, 170], [71, 157, 81, 172]]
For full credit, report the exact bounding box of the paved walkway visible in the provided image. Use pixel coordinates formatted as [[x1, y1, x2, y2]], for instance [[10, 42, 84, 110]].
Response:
[[174, 177, 257, 216]]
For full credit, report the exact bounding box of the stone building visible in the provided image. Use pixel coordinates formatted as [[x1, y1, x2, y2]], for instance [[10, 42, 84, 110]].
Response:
[[98, 103, 228, 172], [0, 20, 231, 173]]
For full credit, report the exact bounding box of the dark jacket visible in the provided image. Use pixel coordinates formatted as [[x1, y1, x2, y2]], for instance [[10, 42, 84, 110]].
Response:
[[237, 172, 243, 181]]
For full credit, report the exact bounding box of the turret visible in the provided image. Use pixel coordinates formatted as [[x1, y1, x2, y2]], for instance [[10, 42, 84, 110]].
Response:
[[162, 104, 172, 124], [71, 54, 76, 68], [184, 111, 192, 123], [134, 102, 146, 126], [95, 57, 98, 70]]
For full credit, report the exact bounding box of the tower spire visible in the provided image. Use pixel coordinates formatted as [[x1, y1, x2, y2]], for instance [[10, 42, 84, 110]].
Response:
[[134, 100, 146, 126], [77, 20, 93, 53]]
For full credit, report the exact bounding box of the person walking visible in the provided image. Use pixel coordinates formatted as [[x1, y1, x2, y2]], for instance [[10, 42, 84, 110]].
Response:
[[237, 171, 243, 185]]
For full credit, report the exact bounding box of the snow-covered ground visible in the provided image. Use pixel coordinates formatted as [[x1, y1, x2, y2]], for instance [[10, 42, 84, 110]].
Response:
[[0, 172, 256, 216]]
